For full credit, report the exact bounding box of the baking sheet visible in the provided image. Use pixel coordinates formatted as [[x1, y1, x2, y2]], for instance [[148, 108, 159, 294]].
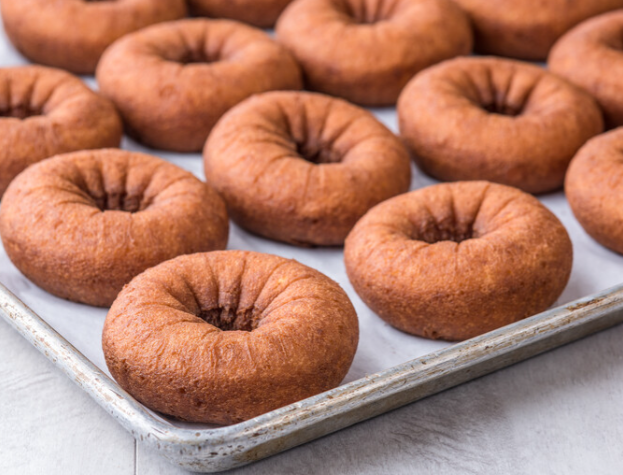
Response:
[[1, 20, 622, 434]]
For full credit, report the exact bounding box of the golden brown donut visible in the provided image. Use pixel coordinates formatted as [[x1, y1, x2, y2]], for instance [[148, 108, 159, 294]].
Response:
[[452, 0, 623, 61], [96, 19, 302, 152], [102, 250, 359, 425], [344, 181, 573, 341], [275, 0, 472, 106], [565, 129, 623, 255], [549, 11, 623, 129], [0, 149, 229, 307], [397, 57, 604, 194], [0, 66, 122, 198], [188, 0, 293, 28], [0, 0, 187, 75], [204, 91, 411, 246]]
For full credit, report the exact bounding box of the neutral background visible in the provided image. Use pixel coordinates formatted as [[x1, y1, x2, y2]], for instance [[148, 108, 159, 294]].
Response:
[[2, 10, 623, 475]]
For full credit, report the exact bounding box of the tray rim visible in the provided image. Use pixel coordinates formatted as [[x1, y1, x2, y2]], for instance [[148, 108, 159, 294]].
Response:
[[2, 281, 623, 472]]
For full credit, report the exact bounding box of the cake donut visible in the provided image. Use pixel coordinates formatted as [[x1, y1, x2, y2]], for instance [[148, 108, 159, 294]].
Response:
[[566, 129, 623, 255], [397, 57, 604, 194], [452, 0, 623, 61], [0, 66, 122, 198], [1, 0, 187, 75], [549, 11, 623, 129], [0, 149, 229, 307], [188, 0, 293, 28], [102, 251, 359, 425], [344, 181, 573, 341], [275, 0, 472, 106], [204, 91, 411, 246], [96, 19, 302, 152]]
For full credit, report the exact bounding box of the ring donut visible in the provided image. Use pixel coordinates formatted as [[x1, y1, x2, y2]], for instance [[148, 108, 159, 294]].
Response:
[[452, 0, 623, 60], [0, 66, 122, 198], [204, 91, 411, 246], [275, 0, 472, 106], [0, 149, 229, 307], [0, 0, 187, 74], [188, 0, 293, 28], [566, 128, 623, 254], [344, 181, 573, 341], [397, 57, 604, 194], [549, 10, 623, 129], [96, 19, 302, 152], [102, 250, 359, 425]]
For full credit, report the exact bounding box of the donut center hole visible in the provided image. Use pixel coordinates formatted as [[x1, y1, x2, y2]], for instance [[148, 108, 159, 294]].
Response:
[[413, 220, 477, 244], [198, 307, 259, 332], [481, 102, 521, 117], [92, 192, 146, 213], [175, 46, 221, 65], [342, 2, 390, 23], [0, 105, 42, 119], [296, 141, 342, 164]]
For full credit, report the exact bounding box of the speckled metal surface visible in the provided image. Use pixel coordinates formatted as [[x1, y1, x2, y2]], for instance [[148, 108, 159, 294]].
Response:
[[1, 282, 622, 472]]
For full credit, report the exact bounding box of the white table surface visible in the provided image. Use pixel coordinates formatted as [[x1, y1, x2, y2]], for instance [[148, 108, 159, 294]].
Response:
[[2, 14, 623, 475]]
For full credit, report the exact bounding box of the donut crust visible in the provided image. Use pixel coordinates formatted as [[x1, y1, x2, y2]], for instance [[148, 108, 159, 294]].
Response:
[[453, 0, 623, 60], [103, 251, 359, 425], [549, 10, 623, 129], [204, 91, 411, 246], [397, 57, 604, 194], [188, 0, 292, 28], [0, 66, 122, 198], [276, 0, 472, 106], [344, 181, 573, 341], [565, 129, 623, 255], [97, 19, 302, 152], [1, 0, 187, 74], [0, 149, 229, 307]]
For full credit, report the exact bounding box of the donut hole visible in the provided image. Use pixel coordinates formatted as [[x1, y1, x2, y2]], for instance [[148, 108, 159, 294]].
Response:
[[481, 101, 522, 117], [295, 140, 342, 164], [0, 104, 43, 119], [75, 180, 151, 213], [198, 306, 259, 332], [340, 0, 393, 24], [410, 217, 479, 244]]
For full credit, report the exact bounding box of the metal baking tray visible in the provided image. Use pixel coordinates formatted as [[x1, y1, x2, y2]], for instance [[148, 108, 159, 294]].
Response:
[[2, 281, 623, 472]]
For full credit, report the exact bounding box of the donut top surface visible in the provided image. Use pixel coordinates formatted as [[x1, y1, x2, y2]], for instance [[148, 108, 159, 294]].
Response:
[[549, 10, 623, 128], [453, 0, 623, 60], [204, 91, 411, 245], [275, 0, 472, 105], [0, 149, 229, 307], [565, 128, 623, 255], [0, 65, 122, 197], [344, 181, 573, 340], [103, 250, 359, 425], [397, 56, 604, 194], [0, 0, 188, 74], [187, 0, 293, 28], [96, 18, 302, 151]]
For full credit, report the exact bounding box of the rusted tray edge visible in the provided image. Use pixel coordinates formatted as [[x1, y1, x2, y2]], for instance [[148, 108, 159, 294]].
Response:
[[1, 282, 623, 472]]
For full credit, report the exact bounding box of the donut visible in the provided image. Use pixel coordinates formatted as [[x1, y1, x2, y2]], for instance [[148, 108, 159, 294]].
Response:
[[96, 19, 302, 152], [549, 11, 623, 129], [0, 0, 187, 75], [188, 0, 293, 28], [0, 66, 122, 198], [0, 149, 229, 307], [452, 0, 623, 61], [397, 57, 604, 194], [275, 0, 472, 106], [344, 181, 573, 341], [204, 91, 411, 246], [565, 129, 623, 255], [102, 250, 359, 425]]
